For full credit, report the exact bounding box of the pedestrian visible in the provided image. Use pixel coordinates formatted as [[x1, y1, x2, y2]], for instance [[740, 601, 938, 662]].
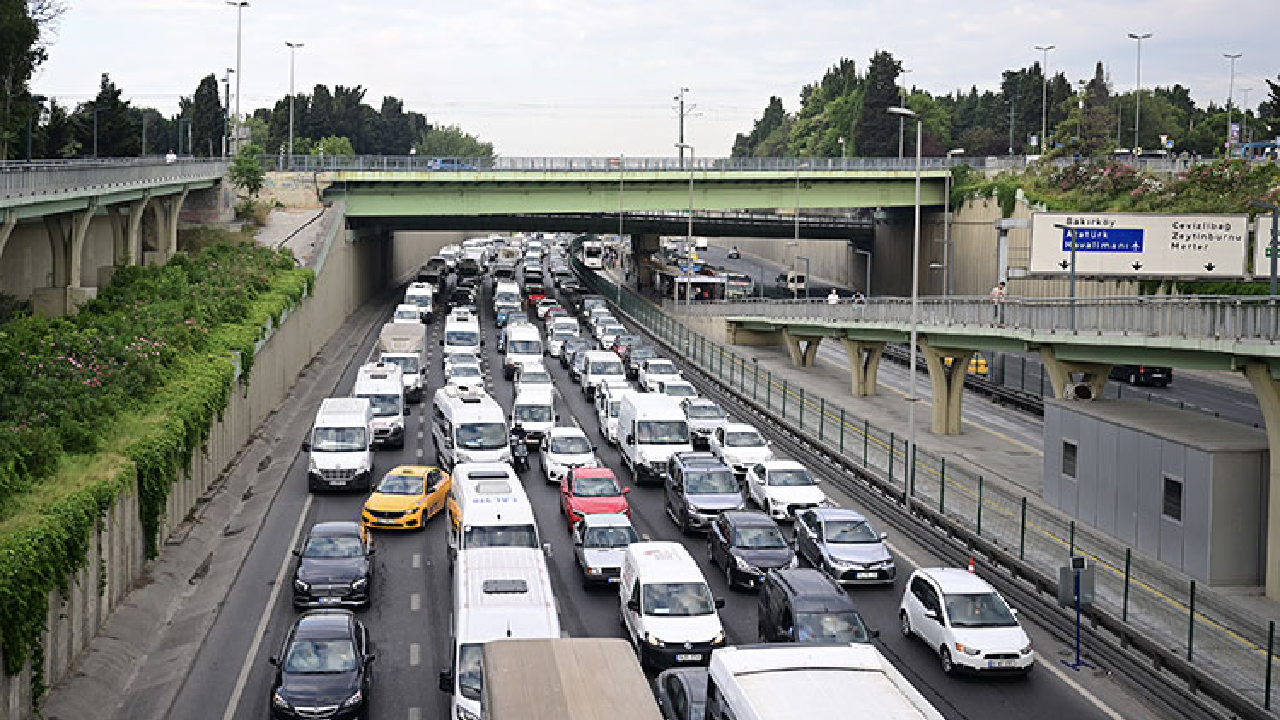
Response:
[[165, 149, 177, 164], [989, 281, 1007, 325], [827, 288, 840, 305], [852, 290, 866, 305]]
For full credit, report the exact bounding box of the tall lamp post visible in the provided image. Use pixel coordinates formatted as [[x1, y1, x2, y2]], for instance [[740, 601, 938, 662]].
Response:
[[898, 69, 912, 160], [674, 87, 691, 169], [286, 41, 305, 161], [618, 153, 625, 304], [1128, 32, 1152, 153], [889, 106, 922, 515], [1224, 53, 1242, 156], [1034, 44, 1055, 154], [942, 148, 965, 296], [226, 1, 249, 153], [793, 162, 810, 298], [675, 143, 694, 306]]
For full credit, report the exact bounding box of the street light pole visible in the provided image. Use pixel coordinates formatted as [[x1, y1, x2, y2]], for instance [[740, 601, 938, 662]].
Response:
[[286, 42, 305, 161], [1224, 53, 1242, 155], [227, 1, 250, 154], [675, 143, 694, 306], [943, 148, 965, 296], [898, 69, 912, 160], [793, 162, 810, 298], [1128, 32, 1152, 153], [618, 153, 625, 304], [890, 106, 922, 515], [675, 87, 691, 169], [1034, 45, 1055, 154]]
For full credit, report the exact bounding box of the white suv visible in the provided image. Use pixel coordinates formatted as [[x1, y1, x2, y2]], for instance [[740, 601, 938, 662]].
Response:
[[708, 423, 772, 475], [744, 460, 825, 520], [541, 427, 599, 485], [898, 567, 1034, 675]]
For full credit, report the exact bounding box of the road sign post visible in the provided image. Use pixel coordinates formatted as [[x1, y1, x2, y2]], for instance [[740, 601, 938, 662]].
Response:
[[1059, 556, 1095, 671]]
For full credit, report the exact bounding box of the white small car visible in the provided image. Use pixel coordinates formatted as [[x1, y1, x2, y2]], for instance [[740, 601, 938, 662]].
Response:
[[514, 362, 554, 394], [659, 380, 698, 400], [638, 358, 682, 393], [744, 460, 827, 521], [391, 303, 422, 324], [547, 327, 578, 358], [899, 567, 1034, 675], [708, 423, 773, 475], [443, 361, 483, 386], [541, 427, 599, 485], [536, 298, 560, 319], [597, 322, 626, 349]]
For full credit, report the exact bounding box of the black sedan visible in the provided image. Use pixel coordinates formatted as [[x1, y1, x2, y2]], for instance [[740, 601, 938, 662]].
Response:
[[293, 521, 375, 609], [706, 511, 796, 590], [654, 667, 708, 720], [269, 609, 375, 720]]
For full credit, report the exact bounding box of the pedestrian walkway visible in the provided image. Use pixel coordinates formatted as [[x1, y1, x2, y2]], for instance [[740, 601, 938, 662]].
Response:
[[255, 206, 331, 266], [597, 263, 1280, 714]]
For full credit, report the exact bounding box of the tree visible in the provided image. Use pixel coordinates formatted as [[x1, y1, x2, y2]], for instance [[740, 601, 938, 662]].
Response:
[[1052, 62, 1116, 158], [1260, 76, 1280, 139], [311, 135, 354, 156], [73, 74, 135, 157], [415, 124, 493, 158], [851, 50, 902, 156], [0, 0, 50, 160], [228, 145, 265, 196], [732, 96, 788, 158], [188, 74, 223, 157], [37, 97, 76, 157]]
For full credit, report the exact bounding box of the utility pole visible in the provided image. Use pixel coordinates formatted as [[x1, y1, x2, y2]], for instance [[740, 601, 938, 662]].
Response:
[[226, 1, 249, 154], [221, 68, 234, 157], [286, 42, 305, 160], [898, 69, 912, 160], [1035, 45, 1055, 154], [674, 87, 692, 169], [1128, 32, 1152, 152], [1224, 53, 1242, 156]]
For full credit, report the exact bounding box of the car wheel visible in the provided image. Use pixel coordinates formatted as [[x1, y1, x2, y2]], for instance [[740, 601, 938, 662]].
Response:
[[899, 611, 913, 639], [706, 540, 716, 565], [679, 509, 692, 535], [940, 646, 956, 675], [724, 558, 734, 589]]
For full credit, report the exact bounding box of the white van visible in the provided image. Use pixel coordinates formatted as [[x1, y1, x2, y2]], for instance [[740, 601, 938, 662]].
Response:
[[619, 542, 725, 671], [581, 350, 627, 400], [404, 281, 434, 323], [302, 397, 374, 492], [377, 322, 427, 402], [596, 385, 638, 446], [442, 311, 482, 362], [502, 323, 544, 380], [440, 546, 561, 720], [392, 303, 422, 324], [432, 384, 511, 469], [510, 387, 557, 445], [618, 394, 693, 485], [353, 362, 406, 449], [446, 462, 544, 563]]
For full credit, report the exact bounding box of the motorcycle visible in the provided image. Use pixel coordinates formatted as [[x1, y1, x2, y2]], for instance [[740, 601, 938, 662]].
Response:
[[510, 435, 530, 472]]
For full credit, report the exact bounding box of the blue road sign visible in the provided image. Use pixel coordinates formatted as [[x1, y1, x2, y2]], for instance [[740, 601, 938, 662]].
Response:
[[1060, 228, 1144, 253]]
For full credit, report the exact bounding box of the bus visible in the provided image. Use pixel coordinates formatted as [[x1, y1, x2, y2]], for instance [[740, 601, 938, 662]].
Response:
[[582, 240, 604, 269]]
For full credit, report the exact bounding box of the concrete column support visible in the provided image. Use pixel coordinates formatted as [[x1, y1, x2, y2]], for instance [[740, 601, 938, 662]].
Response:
[[841, 338, 885, 396], [107, 206, 126, 265], [1038, 346, 1111, 400], [782, 329, 821, 367], [919, 340, 972, 435], [126, 196, 150, 265], [1244, 363, 1280, 599], [43, 215, 69, 287], [0, 209, 16, 265], [66, 202, 96, 290]]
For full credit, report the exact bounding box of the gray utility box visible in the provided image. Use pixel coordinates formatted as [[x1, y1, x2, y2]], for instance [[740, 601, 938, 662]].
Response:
[[1044, 399, 1268, 586]]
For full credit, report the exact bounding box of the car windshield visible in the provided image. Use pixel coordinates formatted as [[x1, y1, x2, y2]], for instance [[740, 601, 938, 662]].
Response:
[[725, 431, 765, 447], [608, 400, 621, 418], [686, 469, 738, 494], [284, 639, 358, 674], [408, 296, 431, 308], [380, 355, 420, 375], [637, 421, 690, 445], [450, 365, 481, 378], [507, 313, 529, 324], [456, 423, 508, 450], [376, 473, 424, 494], [795, 611, 870, 644], [358, 393, 400, 417], [464, 524, 539, 549], [641, 582, 716, 616], [589, 360, 625, 376], [518, 370, 552, 384], [495, 292, 521, 305], [647, 362, 678, 376], [583, 525, 638, 548], [514, 404, 553, 423], [550, 435, 592, 454], [445, 330, 479, 346], [311, 427, 366, 452], [732, 525, 787, 549], [944, 592, 1019, 628], [664, 384, 696, 397], [572, 474, 620, 496], [301, 535, 364, 558], [823, 520, 879, 543], [394, 309, 418, 320], [457, 643, 483, 700], [768, 469, 816, 487], [508, 340, 542, 355], [552, 330, 576, 342]]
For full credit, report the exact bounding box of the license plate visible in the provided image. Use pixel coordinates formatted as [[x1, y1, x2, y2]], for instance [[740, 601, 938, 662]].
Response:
[[606, 577, 620, 584], [319, 597, 340, 605], [377, 519, 398, 525], [856, 572, 878, 579], [988, 659, 1017, 668], [329, 480, 347, 486], [675, 654, 702, 662]]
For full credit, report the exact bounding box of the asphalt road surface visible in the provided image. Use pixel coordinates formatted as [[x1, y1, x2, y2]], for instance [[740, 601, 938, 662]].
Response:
[[165, 260, 1154, 720]]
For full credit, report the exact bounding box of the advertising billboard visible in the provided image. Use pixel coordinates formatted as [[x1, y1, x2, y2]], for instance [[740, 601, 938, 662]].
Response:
[[1029, 213, 1249, 278]]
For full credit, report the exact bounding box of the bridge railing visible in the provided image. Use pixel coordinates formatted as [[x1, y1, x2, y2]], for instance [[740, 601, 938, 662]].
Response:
[[0, 159, 230, 200], [676, 294, 1280, 344]]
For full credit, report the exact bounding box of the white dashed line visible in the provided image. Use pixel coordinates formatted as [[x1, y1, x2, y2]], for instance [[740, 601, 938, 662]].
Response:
[[412, 553, 421, 569], [409, 643, 421, 667], [416, 448, 425, 459], [411, 593, 421, 611], [409, 708, 421, 720]]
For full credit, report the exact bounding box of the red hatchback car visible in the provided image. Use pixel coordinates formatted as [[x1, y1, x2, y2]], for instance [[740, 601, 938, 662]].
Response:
[[560, 468, 631, 529]]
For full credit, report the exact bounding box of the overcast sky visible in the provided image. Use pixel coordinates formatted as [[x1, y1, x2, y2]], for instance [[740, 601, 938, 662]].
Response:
[[32, 0, 1279, 156]]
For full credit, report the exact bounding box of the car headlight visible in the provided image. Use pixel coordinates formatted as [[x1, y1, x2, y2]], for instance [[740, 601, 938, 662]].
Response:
[[307, 458, 318, 474], [645, 633, 663, 647], [712, 630, 725, 645], [351, 577, 368, 591], [585, 566, 601, 575], [734, 555, 757, 573], [787, 555, 800, 569], [293, 579, 309, 592], [1021, 642, 1034, 655], [955, 643, 982, 656], [272, 691, 290, 710], [340, 690, 363, 708], [456, 706, 480, 720]]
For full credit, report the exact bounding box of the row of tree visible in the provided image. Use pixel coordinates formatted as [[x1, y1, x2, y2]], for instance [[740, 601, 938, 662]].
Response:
[[732, 50, 1280, 159]]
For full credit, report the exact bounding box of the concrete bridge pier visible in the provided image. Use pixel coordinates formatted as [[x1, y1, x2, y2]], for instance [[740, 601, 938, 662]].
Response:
[[782, 329, 822, 367], [31, 202, 97, 316], [100, 196, 151, 287], [919, 340, 973, 435], [144, 190, 188, 266], [1039, 347, 1111, 400], [1243, 364, 1280, 600], [632, 233, 661, 290], [841, 339, 885, 396]]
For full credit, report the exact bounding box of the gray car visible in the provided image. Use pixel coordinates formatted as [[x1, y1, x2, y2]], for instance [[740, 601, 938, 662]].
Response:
[[794, 508, 896, 586], [665, 452, 746, 534], [572, 514, 639, 587], [681, 398, 728, 449]]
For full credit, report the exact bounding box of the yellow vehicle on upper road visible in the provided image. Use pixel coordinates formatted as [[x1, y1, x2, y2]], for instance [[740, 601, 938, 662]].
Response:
[[943, 354, 989, 376], [361, 465, 450, 530]]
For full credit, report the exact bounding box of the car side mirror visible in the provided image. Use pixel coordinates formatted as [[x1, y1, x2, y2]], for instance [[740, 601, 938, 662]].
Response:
[[625, 434, 635, 445], [269, 655, 279, 666], [870, 629, 881, 639], [438, 669, 453, 692], [623, 487, 631, 494], [714, 598, 726, 609], [439, 339, 444, 347], [573, 536, 583, 547], [554, 414, 561, 422], [924, 609, 939, 621], [1010, 608, 1019, 616], [403, 407, 410, 416], [627, 599, 641, 613], [543, 542, 553, 558], [591, 445, 598, 452], [365, 654, 377, 664], [366, 546, 376, 556], [291, 549, 300, 556], [880, 532, 888, 541], [300, 441, 311, 452]]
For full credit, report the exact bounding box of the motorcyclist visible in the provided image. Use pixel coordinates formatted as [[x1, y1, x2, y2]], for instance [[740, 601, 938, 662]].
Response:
[[509, 423, 529, 469]]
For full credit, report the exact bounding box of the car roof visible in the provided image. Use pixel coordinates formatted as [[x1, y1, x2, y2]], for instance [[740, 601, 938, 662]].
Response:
[[675, 452, 728, 468], [810, 507, 866, 523], [309, 521, 363, 537], [514, 387, 554, 403], [769, 569, 856, 612], [294, 610, 355, 640], [721, 510, 776, 528], [580, 512, 632, 527], [570, 467, 616, 480], [761, 460, 806, 471], [548, 426, 588, 438], [920, 567, 997, 593], [723, 423, 758, 433]]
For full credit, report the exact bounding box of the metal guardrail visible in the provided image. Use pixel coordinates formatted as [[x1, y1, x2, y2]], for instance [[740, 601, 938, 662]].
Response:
[[0, 159, 230, 200], [682, 295, 1280, 346]]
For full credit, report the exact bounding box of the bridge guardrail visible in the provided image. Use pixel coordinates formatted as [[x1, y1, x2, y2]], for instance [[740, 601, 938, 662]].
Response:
[[0, 159, 230, 200], [581, 264, 1279, 719]]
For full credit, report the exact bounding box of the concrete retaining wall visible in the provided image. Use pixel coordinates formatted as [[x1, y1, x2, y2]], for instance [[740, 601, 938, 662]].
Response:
[[0, 213, 386, 720]]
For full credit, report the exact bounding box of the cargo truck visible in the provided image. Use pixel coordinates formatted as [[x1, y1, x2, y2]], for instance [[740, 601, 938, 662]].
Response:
[[378, 323, 427, 402]]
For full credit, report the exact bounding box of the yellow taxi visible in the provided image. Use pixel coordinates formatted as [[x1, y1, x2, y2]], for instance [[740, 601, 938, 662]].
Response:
[[361, 465, 450, 530], [943, 354, 989, 376]]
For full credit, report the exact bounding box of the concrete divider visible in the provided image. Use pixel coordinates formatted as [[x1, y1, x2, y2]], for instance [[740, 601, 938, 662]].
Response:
[[1, 207, 386, 719]]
